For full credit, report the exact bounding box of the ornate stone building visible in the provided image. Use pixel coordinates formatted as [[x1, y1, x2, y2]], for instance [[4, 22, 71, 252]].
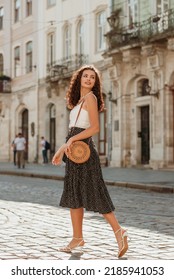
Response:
[[0, 0, 110, 165], [102, 0, 174, 169], [1, 0, 174, 169]]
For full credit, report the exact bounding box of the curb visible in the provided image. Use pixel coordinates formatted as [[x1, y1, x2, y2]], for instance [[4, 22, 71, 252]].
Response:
[[0, 170, 173, 193], [104, 180, 174, 193]]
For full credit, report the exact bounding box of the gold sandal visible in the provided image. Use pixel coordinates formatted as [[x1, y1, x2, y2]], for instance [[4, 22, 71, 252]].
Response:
[[59, 237, 85, 253], [115, 228, 128, 258]]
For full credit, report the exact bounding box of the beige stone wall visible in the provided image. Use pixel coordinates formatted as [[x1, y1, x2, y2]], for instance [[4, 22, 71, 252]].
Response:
[[102, 42, 174, 168]]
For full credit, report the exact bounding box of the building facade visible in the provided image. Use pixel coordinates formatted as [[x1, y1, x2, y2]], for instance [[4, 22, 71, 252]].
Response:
[[0, 0, 174, 169], [0, 0, 110, 164], [103, 0, 174, 169]]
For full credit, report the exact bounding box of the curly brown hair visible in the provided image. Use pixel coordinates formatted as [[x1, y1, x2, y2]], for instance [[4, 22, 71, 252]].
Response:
[[66, 65, 105, 111]]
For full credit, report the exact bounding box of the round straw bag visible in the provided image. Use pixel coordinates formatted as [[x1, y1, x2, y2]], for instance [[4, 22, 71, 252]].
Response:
[[67, 141, 90, 164]]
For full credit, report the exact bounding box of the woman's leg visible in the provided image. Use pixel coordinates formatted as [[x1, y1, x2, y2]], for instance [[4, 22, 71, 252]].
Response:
[[66, 208, 85, 248], [103, 211, 120, 232], [103, 211, 128, 257], [59, 208, 85, 252], [70, 208, 84, 238]]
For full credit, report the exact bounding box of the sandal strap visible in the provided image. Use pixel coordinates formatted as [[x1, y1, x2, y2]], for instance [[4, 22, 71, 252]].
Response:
[[115, 228, 128, 244], [73, 237, 83, 240], [114, 228, 122, 235]]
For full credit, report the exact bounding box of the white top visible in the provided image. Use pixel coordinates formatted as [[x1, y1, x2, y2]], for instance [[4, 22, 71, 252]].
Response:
[[69, 103, 90, 129], [69, 92, 97, 129], [14, 137, 26, 151], [41, 139, 46, 151]]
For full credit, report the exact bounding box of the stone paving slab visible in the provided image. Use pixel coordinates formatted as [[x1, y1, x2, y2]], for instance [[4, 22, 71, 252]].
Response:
[[0, 175, 174, 260], [0, 199, 174, 260]]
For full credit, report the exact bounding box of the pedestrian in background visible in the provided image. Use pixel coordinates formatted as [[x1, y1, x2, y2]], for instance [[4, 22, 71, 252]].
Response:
[[11, 134, 18, 165], [14, 133, 26, 169], [52, 65, 128, 258], [40, 136, 48, 164]]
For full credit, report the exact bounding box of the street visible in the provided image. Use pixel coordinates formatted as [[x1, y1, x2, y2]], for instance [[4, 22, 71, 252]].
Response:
[[0, 175, 174, 260]]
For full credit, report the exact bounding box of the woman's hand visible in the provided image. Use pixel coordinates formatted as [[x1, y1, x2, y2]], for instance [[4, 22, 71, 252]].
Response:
[[52, 143, 67, 165], [64, 137, 74, 155]]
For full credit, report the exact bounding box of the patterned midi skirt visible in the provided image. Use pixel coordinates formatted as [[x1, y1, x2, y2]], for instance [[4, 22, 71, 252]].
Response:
[[59, 127, 115, 214]]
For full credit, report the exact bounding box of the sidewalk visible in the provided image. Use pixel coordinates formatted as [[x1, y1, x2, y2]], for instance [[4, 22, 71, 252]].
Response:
[[0, 161, 174, 193]]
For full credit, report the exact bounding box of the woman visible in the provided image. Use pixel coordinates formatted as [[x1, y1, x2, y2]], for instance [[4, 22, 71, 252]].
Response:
[[52, 65, 128, 258]]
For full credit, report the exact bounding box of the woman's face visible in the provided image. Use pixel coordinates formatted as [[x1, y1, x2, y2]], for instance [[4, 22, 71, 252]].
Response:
[[81, 69, 96, 91]]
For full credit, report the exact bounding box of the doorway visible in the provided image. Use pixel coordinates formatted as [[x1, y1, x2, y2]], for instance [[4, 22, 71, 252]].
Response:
[[98, 110, 106, 155], [49, 104, 56, 160], [172, 90, 174, 163], [22, 109, 28, 160], [141, 105, 150, 164]]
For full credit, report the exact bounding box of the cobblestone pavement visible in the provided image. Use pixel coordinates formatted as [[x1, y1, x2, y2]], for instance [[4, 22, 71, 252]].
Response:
[[0, 175, 174, 260]]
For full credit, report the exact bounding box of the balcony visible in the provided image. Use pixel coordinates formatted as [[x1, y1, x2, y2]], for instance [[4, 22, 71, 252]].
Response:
[[0, 75, 11, 93], [105, 8, 174, 50], [46, 54, 88, 82]]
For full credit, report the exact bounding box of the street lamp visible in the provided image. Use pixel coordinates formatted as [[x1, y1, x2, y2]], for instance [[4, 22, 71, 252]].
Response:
[[108, 91, 117, 105]]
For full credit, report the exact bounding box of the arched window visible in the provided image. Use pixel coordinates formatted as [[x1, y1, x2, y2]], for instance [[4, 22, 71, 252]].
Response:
[[127, 0, 138, 29], [77, 20, 84, 55], [26, 0, 32, 17], [14, 0, 20, 23], [26, 41, 32, 73], [155, 0, 169, 31], [0, 7, 4, 30], [14, 46, 21, 77], [64, 25, 71, 60], [47, 33, 55, 67], [96, 11, 106, 51]]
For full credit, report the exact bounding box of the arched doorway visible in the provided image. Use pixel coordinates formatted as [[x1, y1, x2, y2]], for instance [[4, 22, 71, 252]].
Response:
[[137, 79, 150, 164], [166, 73, 174, 164], [98, 109, 106, 155], [49, 104, 56, 159], [98, 94, 107, 165], [22, 109, 29, 160]]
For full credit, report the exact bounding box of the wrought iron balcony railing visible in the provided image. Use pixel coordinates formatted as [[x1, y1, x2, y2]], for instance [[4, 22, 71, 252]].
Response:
[[46, 54, 88, 82], [105, 8, 174, 50]]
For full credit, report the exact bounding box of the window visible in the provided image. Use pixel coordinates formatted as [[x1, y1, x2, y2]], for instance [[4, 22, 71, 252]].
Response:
[[26, 41, 32, 73], [77, 21, 84, 55], [127, 0, 138, 29], [14, 46, 21, 77], [47, 0, 56, 7], [0, 7, 4, 30], [0, 54, 3, 75], [96, 11, 106, 51], [14, 0, 20, 23], [153, 0, 169, 32], [64, 26, 71, 60], [47, 33, 55, 66], [26, 0, 32, 17], [156, 0, 169, 14]]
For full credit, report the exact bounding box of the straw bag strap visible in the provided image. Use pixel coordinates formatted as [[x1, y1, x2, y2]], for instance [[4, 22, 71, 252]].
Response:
[[73, 91, 92, 127], [72, 100, 91, 144], [73, 100, 85, 128]]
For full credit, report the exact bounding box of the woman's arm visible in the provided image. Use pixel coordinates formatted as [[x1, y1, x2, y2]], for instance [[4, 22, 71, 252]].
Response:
[[52, 93, 100, 165], [66, 93, 99, 149]]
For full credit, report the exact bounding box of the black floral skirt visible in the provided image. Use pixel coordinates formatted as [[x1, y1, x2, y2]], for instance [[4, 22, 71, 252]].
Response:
[[59, 127, 115, 214]]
